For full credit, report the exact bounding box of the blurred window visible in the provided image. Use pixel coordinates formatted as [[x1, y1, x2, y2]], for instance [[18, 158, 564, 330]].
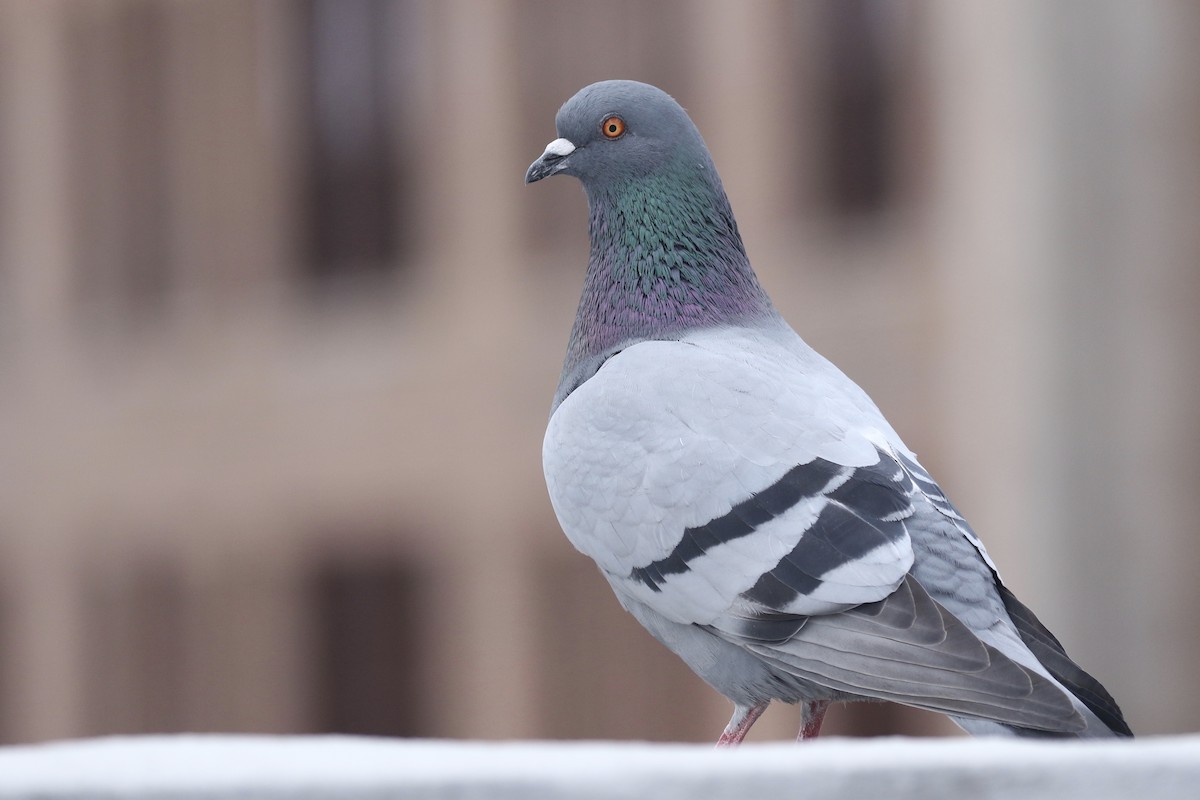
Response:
[[296, 0, 418, 284], [309, 554, 429, 736], [810, 0, 903, 220]]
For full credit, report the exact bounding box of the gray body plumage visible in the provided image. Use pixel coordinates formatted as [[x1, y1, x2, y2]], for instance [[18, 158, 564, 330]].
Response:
[[528, 80, 1131, 739]]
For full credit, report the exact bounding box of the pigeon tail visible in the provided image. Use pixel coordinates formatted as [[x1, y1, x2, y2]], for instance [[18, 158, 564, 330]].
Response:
[[997, 585, 1133, 737]]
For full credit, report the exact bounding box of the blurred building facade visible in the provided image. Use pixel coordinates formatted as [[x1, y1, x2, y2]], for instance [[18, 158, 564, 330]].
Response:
[[0, 0, 1198, 744]]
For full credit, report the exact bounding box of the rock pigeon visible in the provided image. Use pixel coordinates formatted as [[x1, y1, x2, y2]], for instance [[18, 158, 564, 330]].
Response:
[[526, 80, 1132, 744]]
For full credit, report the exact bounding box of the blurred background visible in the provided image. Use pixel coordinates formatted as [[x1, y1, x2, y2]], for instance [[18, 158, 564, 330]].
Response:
[[0, 0, 1198, 744]]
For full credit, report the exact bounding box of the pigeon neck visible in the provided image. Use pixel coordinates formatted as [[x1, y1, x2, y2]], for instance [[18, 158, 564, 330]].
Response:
[[554, 159, 777, 409]]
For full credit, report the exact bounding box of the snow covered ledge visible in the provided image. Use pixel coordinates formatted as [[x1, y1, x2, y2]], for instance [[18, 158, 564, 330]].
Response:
[[0, 735, 1197, 799]]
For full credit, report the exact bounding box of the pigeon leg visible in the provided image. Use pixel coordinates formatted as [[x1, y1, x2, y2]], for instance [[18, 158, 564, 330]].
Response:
[[716, 701, 769, 747], [797, 699, 831, 741]]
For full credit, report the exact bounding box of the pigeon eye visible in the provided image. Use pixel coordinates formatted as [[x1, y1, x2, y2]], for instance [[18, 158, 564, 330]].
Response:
[[601, 116, 626, 139]]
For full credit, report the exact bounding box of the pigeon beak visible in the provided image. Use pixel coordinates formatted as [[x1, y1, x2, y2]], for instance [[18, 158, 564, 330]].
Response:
[[525, 138, 576, 184]]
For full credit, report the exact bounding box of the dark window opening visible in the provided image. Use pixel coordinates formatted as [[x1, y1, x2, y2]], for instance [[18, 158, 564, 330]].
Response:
[[309, 554, 428, 736], [297, 0, 415, 284], [814, 0, 899, 220]]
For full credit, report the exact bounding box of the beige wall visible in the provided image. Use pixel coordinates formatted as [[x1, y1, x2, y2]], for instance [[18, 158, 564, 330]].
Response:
[[0, 0, 1196, 744]]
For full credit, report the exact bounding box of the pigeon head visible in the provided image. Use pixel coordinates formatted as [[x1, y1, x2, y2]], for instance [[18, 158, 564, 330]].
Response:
[[527, 80, 778, 409], [524, 80, 707, 189]]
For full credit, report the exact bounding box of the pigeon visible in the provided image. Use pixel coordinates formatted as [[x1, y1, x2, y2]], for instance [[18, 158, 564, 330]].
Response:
[[526, 80, 1132, 744]]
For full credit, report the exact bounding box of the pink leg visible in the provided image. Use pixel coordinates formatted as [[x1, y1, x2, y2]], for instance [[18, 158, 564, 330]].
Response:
[[716, 701, 770, 747], [797, 699, 831, 741]]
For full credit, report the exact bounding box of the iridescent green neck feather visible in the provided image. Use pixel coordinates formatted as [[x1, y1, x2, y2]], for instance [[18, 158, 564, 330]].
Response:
[[554, 153, 777, 407]]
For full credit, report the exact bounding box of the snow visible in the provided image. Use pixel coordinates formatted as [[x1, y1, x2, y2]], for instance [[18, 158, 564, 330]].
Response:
[[0, 734, 1197, 799]]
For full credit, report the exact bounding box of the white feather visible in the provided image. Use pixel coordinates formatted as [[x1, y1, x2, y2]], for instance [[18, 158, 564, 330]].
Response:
[[544, 324, 915, 625]]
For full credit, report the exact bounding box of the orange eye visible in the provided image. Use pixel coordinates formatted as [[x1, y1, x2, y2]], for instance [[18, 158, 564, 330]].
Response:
[[601, 116, 626, 139]]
